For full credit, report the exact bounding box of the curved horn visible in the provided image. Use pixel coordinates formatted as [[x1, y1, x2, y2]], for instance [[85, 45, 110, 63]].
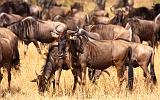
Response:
[[67, 28, 79, 35], [22, 16, 36, 22], [55, 24, 61, 35]]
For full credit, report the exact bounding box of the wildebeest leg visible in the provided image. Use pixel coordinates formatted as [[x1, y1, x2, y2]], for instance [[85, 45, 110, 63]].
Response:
[[143, 72, 147, 82], [115, 65, 126, 92], [0, 69, 2, 90], [81, 63, 87, 93], [141, 65, 152, 88], [7, 66, 11, 91], [0, 69, 2, 91], [55, 59, 63, 95], [88, 69, 103, 84], [33, 41, 42, 54], [24, 40, 30, 56], [88, 68, 95, 81], [150, 52, 157, 85], [0, 69, 3, 83], [149, 35, 156, 49], [71, 69, 79, 94], [55, 68, 62, 95]]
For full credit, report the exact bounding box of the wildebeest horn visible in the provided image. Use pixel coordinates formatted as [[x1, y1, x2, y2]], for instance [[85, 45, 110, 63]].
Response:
[[22, 16, 36, 22], [67, 28, 79, 35], [55, 24, 61, 34]]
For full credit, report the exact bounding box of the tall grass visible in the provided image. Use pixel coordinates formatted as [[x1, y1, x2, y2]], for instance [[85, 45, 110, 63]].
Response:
[[0, 0, 160, 99], [1, 42, 160, 100]]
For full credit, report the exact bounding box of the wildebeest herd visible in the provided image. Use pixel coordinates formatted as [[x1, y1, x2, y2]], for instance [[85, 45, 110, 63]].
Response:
[[0, 0, 160, 96]]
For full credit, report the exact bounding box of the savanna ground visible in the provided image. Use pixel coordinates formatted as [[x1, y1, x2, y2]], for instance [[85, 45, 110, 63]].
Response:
[[1, 0, 160, 100]]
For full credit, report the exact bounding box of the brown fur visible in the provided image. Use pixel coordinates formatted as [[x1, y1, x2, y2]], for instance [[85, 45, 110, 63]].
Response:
[[0, 13, 22, 27], [0, 37, 17, 90], [128, 18, 160, 48], [58, 33, 134, 93], [8, 17, 67, 55]]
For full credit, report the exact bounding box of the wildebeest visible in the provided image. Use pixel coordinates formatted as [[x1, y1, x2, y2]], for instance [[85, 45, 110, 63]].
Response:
[[69, 2, 89, 28], [85, 24, 140, 42], [7, 16, 67, 55], [88, 11, 110, 25], [0, 1, 30, 17], [127, 7, 155, 20], [90, 10, 109, 17], [74, 28, 157, 90], [31, 42, 70, 94], [126, 18, 160, 49], [0, 28, 20, 70], [109, 4, 160, 27], [57, 28, 134, 93], [92, 0, 106, 10], [53, 2, 89, 30], [0, 13, 23, 27], [43, 5, 70, 20], [0, 1, 44, 19], [109, 9, 128, 27], [89, 42, 157, 86], [87, 9, 109, 25], [152, 3, 160, 16], [30, 5, 43, 19], [53, 15, 80, 31], [0, 38, 14, 90]]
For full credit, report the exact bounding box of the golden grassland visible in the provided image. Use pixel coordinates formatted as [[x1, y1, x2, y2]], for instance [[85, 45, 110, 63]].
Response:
[[1, 41, 160, 100], [0, 0, 160, 99]]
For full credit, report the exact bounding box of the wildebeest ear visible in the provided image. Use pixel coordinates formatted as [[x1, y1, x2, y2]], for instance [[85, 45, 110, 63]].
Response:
[[30, 79, 37, 82]]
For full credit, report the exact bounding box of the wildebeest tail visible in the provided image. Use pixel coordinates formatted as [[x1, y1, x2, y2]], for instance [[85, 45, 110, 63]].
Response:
[[150, 50, 157, 85], [127, 47, 134, 90]]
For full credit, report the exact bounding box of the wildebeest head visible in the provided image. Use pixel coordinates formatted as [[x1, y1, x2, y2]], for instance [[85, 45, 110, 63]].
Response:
[[128, 18, 141, 35], [71, 2, 84, 12], [31, 44, 60, 94], [31, 73, 51, 94], [58, 28, 86, 57], [110, 9, 129, 27], [0, 13, 10, 27], [152, 3, 160, 16], [0, 1, 15, 14], [0, 13, 23, 27]]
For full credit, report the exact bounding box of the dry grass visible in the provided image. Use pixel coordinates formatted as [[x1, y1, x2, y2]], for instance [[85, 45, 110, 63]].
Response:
[[0, 0, 160, 99], [1, 42, 160, 100]]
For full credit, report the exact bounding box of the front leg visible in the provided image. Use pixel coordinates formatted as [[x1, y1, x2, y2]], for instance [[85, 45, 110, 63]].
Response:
[[55, 67, 62, 95], [115, 65, 126, 92], [33, 41, 42, 54], [24, 41, 30, 56], [7, 66, 11, 91], [0, 68, 3, 90], [81, 63, 87, 93], [71, 68, 79, 94]]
